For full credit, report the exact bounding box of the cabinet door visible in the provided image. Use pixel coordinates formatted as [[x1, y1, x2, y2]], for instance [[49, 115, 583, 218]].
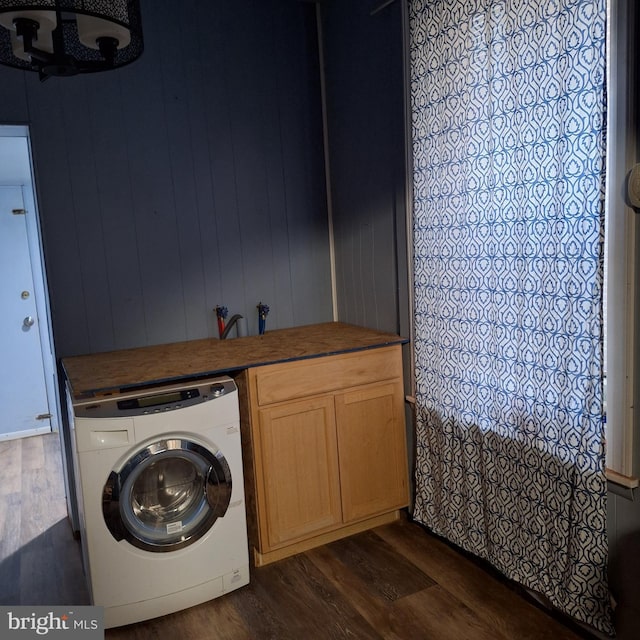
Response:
[[336, 381, 409, 523], [258, 395, 342, 549]]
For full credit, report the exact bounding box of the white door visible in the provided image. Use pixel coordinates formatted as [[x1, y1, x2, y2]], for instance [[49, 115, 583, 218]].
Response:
[[0, 184, 51, 438]]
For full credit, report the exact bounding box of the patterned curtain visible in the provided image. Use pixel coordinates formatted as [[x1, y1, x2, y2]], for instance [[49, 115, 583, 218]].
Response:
[[410, 0, 613, 634]]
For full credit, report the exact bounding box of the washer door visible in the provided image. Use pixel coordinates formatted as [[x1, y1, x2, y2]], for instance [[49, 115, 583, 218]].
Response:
[[102, 438, 232, 552]]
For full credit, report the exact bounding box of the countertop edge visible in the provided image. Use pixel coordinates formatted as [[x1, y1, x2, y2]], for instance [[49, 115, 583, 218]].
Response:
[[63, 322, 409, 400]]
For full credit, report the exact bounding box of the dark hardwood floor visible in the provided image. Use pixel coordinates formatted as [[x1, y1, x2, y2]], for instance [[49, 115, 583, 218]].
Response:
[[0, 430, 87, 606], [0, 433, 594, 639]]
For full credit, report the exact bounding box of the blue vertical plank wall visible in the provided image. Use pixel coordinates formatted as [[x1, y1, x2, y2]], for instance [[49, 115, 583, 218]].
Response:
[[321, 0, 408, 336], [0, 0, 331, 357]]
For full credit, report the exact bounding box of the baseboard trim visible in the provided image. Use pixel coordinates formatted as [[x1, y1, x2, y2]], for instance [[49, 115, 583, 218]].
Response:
[[0, 426, 52, 441]]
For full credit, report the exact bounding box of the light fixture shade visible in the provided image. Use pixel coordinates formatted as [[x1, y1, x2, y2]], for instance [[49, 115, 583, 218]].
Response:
[[0, 0, 143, 79], [76, 13, 131, 51]]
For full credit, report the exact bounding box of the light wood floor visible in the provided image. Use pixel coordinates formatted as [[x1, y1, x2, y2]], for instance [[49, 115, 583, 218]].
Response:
[[0, 433, 593, 639]]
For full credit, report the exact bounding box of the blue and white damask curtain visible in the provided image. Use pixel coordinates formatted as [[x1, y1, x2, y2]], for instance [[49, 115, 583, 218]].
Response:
[[410, 0, 613, 634]]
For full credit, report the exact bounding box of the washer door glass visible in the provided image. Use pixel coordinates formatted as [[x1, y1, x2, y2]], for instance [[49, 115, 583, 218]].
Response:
[[103, 438, 232, 552]]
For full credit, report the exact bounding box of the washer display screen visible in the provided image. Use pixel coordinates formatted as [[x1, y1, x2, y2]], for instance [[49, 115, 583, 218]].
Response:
[[137, 391, 183, 408], [116, 388, 200, 411]]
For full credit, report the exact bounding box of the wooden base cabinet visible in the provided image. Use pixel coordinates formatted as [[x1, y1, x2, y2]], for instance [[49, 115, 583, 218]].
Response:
[[240, 345, 409, 566], [258, 395, 342, 547], [335, 380, 408, 523]]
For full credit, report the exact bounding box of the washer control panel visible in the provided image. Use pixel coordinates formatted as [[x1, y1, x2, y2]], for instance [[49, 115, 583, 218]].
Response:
[[73, 377, 236, 419]]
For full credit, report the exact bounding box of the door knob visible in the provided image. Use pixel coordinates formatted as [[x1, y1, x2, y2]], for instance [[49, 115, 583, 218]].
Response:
[[23, 316, 35, 328]]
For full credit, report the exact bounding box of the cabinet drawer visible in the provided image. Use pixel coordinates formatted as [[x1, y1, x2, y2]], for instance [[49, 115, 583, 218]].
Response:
[[251, 346, 402, 406]]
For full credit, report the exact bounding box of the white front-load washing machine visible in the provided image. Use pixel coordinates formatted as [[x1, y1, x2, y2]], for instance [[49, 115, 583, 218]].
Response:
[[69, 376, 249, 628]]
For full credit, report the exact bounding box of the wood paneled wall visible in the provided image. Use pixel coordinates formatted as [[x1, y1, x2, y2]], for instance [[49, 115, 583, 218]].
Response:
[[0, 0, 332, 357], [322, 0, 409, 337]]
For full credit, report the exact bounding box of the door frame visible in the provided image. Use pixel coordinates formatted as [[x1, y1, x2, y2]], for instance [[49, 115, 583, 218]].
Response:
[[1, 124, 60, 437]]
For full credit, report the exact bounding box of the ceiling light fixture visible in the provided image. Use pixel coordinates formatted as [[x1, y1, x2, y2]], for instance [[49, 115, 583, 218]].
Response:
[[0, 0, 143, 80]]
